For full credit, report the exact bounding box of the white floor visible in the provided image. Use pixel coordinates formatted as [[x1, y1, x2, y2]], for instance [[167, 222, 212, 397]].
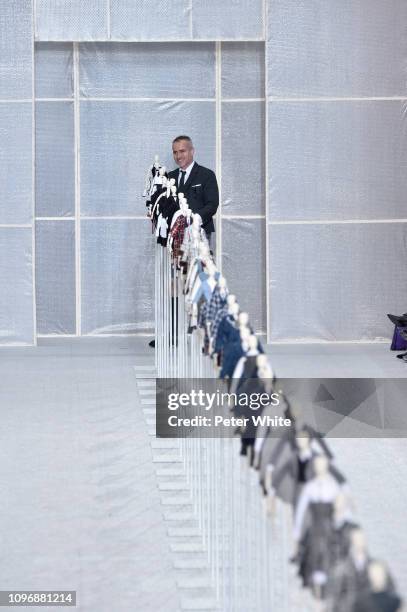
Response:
[[0, 338, 405, 610]]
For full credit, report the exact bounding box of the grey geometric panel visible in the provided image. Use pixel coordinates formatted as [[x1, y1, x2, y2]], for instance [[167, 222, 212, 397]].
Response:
[[0, 228, 33, 345], [35, 101, 75, 217], [267, 0, 407, 97], [35, 43, 74, 98], [221, 42, 265, 99], [0, 0, 32, 99], [81, 220, 154, 334], [268, 101, 407, 221], [35, 221, 76, 334], [268, 223, 407, 341], [222, 218, 266, 333], [110, 0, 190, 40], [0, 103, 32, 225], [80, 43, 215, 98], [36, 0, 108, 41], [222, 102, 265, 215], [80, 100, 216, 216], [192, 0, 264, 40]]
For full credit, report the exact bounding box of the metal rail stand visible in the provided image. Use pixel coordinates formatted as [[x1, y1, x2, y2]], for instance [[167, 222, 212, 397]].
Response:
[[153, 244, 310, 612]]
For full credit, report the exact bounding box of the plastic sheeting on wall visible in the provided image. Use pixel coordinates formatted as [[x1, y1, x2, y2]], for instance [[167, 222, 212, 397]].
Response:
[[36, 0, 265, 42], [36, 0, 108, 41], [222, 218, 266, 334], [35, 101, 75, 217], [0, 228, 34, 345], [192, 0, 264, 40], [79, 43, 215, 99], [0, 103, 32, 225], [35, 221, 76, 334], [80, 219, 154, 334], [268, 101, 407, 222], [222, 101, 265, 215], [80, 100, 216, 216], [35, 43, 73, 99], [0, 0, 32, 99], [221, 42, 265, 99], [268, 223, 407, 342], [267, 0, 407, 97], [110, 0, 190, 41]]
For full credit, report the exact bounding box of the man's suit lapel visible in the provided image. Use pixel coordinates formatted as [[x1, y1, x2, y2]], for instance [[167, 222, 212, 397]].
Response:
[[183, 163, 200, 194]]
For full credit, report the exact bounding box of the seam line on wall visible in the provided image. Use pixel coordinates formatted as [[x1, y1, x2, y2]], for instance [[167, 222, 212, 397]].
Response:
[[223, 98, 265, 102], [34, 38, 265, 43], [264, 1, 271, 343], [36, 216, 150, 221], [222, 215, 265, 219], [81, 216, 150, 220], [262, 0, 266, 40], [34, 97, 267, 103], [33, 0, 37, 39], [107, 0, 111, 40], [36, 217, 75, 221], [73, 43, 81, 336], [0, 224, 32, 228], [31, 1, 37, 346], [37, 334, 77, 338], [189, 0, 193, 39], [215, 41, 222, 268], [268, 96, 407, 102], [80, 97, 215, 102], [36, 97, 73, 102], [269, 219, 407, 225]]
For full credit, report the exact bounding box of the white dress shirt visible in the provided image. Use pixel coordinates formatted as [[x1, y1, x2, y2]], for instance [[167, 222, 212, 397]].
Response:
[[178, 161, 195, 187]]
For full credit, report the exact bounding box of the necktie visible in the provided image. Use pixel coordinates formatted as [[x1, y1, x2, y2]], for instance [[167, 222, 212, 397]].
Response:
[[179, 170, 186, 193]]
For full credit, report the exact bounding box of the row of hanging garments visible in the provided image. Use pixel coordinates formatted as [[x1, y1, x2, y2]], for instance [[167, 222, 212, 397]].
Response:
[[144, 159, 198, 252], [143, 157, 403, 612], [188, 260, 402, 611]]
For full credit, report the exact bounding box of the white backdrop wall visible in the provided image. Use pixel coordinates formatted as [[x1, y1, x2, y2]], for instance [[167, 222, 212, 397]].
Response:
[[35, 0, 265, 41], [266, 0, 407, 341], [1, 0, 406, 344], [0, 1, 35, 345], [34, 41, 266, 337]]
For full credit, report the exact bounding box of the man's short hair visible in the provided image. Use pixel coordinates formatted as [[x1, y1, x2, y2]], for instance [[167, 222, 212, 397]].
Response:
[[172, 135, 193, 147]]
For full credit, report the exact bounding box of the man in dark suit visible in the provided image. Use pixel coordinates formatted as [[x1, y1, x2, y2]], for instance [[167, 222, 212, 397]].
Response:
[[168, 135, 219, 241], [149, 135, 219, 348]]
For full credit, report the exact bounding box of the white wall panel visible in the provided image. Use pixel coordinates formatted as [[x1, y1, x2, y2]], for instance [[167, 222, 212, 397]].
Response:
[[192, 0, 264, 40], [267, 0, 407, 97], [35, 101, 75, 217], [268, 101, 407, 222], [0, 0, 32, 99], [35, 221, 76, 334], [222, 102, 265, 215], [80, 43, 215, 98], [110, 0, 190, 41], [35, 43, 73, 98], [36, 0, 108, 41], [0, 103, 32, 225], [268, 223, 407, 341], [81, 220, 154, 334], [0, 229, 34, 345], [222, 218, 266, 333], [221, 42, 264, 99], [80, 100, 216, 216]]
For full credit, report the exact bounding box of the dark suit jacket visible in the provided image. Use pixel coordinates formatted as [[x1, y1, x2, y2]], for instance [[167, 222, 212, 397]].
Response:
[[168, 162, 219, 234]]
